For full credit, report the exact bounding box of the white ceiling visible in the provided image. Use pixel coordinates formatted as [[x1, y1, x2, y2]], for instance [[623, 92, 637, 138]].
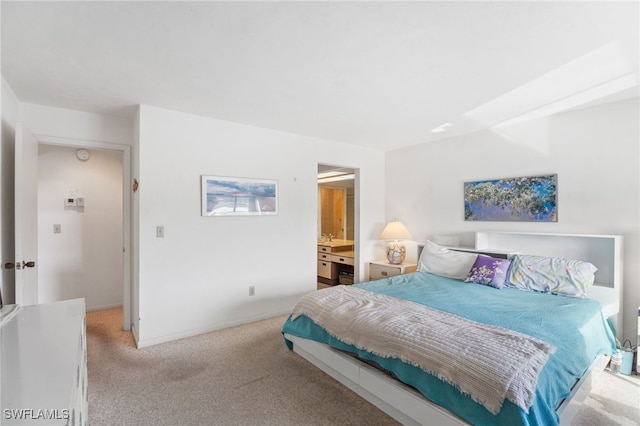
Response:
[[2, 1, 638, 151]]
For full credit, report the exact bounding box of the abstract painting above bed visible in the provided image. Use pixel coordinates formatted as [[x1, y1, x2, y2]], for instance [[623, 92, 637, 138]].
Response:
[[282, 271, 616, 426], [464, 174, 557, 222]]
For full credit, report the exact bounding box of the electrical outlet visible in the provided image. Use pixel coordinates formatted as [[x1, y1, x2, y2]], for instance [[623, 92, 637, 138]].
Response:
[[249, 286, 255, 296], [156, 226, 165, 238]]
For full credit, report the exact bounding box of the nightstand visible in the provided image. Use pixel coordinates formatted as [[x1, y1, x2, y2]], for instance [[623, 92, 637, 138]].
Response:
[[369, 261, 417, 281]]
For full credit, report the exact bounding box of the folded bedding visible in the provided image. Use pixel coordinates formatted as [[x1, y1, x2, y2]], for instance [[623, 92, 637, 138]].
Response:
[[291, 286, 555, 414], [281, 271, 616, 426]]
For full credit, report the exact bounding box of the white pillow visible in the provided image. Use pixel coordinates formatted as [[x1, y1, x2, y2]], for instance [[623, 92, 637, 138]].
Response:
[[418, 240, 478, 279]]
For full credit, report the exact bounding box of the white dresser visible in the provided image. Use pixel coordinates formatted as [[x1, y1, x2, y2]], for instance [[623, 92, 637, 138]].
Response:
[[1, 299, 87, 426]]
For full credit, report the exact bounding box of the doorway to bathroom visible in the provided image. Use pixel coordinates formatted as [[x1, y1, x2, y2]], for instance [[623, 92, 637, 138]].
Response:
[[317, 164, 358, 289]]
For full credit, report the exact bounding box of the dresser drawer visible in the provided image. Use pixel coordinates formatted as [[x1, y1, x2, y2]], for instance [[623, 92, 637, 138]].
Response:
[[318, 252, 332, 261], [369, 263, 401, 280], [331, 253, 354, 266], [318, 260, 336, 279], [369, 262, 417, 281]]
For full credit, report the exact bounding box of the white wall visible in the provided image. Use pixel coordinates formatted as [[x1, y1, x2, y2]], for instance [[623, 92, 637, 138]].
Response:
[[6, 88, 638, 345], [37, 144, 123, 310], [12, 91, 637, 345], [2, 97, 386, 347], [22, 103, 134, 146], [386, 98, 640, 342], [135, 105, 385, 346]]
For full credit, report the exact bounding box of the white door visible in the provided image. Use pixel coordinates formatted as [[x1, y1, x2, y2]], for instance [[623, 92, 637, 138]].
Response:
[[14, 123, 39, 305]]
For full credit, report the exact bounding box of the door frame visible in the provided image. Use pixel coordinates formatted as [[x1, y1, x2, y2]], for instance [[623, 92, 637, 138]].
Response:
[[317, 164, 359, 283], [35, 134, 132, 331], [14, 124, 39, 305]]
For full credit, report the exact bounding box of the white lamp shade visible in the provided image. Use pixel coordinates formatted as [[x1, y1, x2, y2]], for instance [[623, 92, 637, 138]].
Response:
[[379, 221, 412, 241]]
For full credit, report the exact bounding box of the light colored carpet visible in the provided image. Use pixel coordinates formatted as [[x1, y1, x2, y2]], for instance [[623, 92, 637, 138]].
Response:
[[87, 308, 639, 425], [571, 367, 640, 426], [87, 308, 397, 425]]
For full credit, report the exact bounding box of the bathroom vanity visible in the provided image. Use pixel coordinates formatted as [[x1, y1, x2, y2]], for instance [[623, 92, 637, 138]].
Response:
[[317, 239, 354, 285]]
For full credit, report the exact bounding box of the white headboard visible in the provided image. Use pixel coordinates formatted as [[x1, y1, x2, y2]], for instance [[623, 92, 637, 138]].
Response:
[[475, 231, 623, 335]]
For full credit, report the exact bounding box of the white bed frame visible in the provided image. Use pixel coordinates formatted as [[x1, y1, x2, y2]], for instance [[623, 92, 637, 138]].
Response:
[[286, 232, 622, 426]]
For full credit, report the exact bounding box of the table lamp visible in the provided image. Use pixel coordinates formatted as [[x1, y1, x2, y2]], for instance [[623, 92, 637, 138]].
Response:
[[379, 220, 412, 264]]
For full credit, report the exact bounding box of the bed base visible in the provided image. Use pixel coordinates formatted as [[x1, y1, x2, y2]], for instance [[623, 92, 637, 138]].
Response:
[[285, 333, 609, 426], [556, 353, 609, 422]]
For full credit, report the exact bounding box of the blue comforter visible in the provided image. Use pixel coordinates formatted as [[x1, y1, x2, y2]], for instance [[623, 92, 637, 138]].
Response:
[[281, 272, 616, 426]]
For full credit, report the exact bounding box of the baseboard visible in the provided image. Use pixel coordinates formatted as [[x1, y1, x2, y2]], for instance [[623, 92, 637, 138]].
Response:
[[135, 309, 291, 348], [86, 303, 123, 312]]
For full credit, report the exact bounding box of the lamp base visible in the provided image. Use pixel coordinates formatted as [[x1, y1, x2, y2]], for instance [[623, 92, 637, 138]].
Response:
[[386, 241, 406, 265]]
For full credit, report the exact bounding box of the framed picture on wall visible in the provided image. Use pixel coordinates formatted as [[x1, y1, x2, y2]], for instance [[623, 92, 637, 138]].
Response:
[[201, 175, 278, 216], [464, 174, 557, 222]]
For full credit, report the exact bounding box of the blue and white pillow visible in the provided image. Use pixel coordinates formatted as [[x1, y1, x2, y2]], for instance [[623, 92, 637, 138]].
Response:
[[505, 254, 597, 298]]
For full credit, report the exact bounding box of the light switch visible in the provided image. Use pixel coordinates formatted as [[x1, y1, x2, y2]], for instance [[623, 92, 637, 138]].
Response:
[[53, 224, 61, 234], [156, 226, 165, 238]]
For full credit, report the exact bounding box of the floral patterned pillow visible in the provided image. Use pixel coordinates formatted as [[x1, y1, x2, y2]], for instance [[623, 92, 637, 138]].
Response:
[[505, 254, 598, 298], [464, 254, 511, 289]]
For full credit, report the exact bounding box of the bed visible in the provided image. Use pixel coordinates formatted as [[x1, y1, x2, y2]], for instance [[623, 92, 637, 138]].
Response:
[[282, 232, 622, 426]]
